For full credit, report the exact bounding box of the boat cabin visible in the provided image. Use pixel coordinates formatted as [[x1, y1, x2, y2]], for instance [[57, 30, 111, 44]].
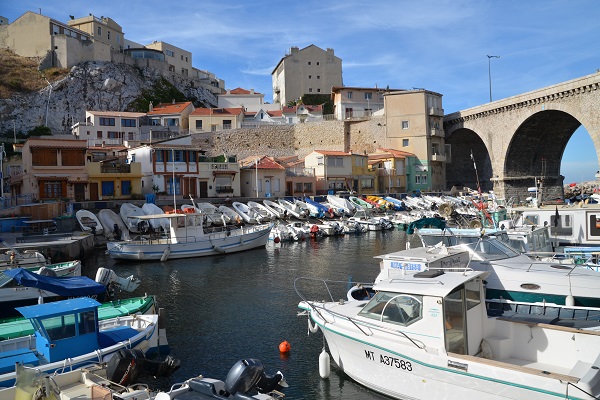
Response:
[[15, 298, 101, 363]]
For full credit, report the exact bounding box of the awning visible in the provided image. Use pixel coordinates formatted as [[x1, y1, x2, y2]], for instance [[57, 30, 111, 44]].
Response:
[[37, 176, 69, 181], [212, 171, 237, 175]]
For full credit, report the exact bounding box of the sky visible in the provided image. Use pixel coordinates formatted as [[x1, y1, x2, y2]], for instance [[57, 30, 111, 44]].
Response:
[[3, 0, 599, 184]]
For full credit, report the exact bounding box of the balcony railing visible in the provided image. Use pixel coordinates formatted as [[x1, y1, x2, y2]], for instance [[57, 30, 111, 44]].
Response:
[[431, 154, 446, 162], [430, 128, 444, 137], [286, 168, 315, 177], [429, 107, 444, 116], [100, 164, 131, 173]]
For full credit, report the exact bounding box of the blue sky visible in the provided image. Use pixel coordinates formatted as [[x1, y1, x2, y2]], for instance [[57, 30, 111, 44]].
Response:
[[4, 0, 599, 183]]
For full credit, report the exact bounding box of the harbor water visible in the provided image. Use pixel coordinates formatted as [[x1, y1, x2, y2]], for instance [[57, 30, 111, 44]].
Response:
[[82, 229, 423, 399]]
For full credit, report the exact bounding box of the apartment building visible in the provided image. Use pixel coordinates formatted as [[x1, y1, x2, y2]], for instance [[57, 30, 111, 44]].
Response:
[[189, 107, 245, 133], [67, 14, 124, 52], [0, 11, 109, 69], [272, 45, 342, 105], [145, 41, 192, 77], [72, 110, 147, 146], [384, 89, 447, 191], [148, 101, 195, 132], [331, 86, 402, 120], [369, 148, 417, 194], [86, 145, 142, 200], [304, 150, 375, 195]]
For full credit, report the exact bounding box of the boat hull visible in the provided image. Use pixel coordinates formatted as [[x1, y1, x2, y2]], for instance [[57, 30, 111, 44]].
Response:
[[106, 224, 272, 260]]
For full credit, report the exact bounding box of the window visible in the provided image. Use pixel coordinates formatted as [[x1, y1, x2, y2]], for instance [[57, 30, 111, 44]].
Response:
[[316, 156, 324, 165], [181, 55, 184, 60], [41, 181, 63, 198], [416, 175, 428, 184], [166, 49, 174, 57], [327, 157, 343, 167], [121, 180, 131, 196], [358, 292, 423, 327], [303, 182, 312, 192], [316, 62, 320, 65], [185, 56, 188, 62], [347, 91, 353, 99], [31, 149, 58, 166], [317, 89, 321, 92], [131, 154, 136, 163], [273, 178, 280, 192], [215, 176, 233, 193], [61, 149, 85, 166], [365, 93, 372, 100], [195, 120, 203, 130], [223, 120, 232, 129], [107, 31, 111, 40], [121, 119, 136, 127], [317, 75, 320, 79], [189, 151, 197, 162], [101, 181, 115, 196], [167, 177, 181, 195], [97, 26, 101, 36], [402, 139, 409, 147], [108, 131, 121, 139], [97, 131, 103, 139], [128, 132, 134, 140], [99, 117, 115, 126], [156, 150, 164, 162], [295, 182, 303, 192], [308, 75, 312, 79], [361, 179, 374, 189], [402, 120, 409, 129], [309, 88, 313, 93], [308, 61, 311, 65]]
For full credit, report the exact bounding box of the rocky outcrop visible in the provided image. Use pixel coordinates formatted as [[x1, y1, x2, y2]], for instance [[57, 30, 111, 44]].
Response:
[[0, 61, 218, 134]]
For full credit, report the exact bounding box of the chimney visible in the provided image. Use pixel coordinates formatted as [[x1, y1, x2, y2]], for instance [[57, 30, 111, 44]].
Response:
[[250, 89, 254, 94], [149, 101, 153, 112]]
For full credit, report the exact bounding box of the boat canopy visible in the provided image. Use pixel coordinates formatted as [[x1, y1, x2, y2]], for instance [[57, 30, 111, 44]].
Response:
[[2, 268, 106, 297], [406, 217, 446, 234]]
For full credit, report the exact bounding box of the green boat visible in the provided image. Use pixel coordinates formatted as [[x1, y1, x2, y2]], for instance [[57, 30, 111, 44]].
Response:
[[0, 294, 156, 340]]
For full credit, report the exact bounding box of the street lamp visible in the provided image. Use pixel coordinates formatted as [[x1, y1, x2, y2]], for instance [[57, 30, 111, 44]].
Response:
[[255, 157, 259, 198], [487, 55, 500, 102]]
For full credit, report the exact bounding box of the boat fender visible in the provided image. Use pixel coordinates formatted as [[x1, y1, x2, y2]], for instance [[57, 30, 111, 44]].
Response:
[[307, 318, 319, 334], [213, 245, 225, 254], [274, 237, 281, 244], [565, 295, 575, 307], [319, 348, 331, 378], [160, 247, 170, 262]]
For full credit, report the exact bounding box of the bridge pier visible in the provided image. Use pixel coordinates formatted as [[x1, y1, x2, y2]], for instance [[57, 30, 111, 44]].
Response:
[[493, 175, 565, 204]]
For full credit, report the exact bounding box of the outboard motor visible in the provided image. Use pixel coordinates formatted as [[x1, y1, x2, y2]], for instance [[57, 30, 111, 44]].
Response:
[[95, 267, 141, 293], [224, 359, 287, 397], [106, 349, 180, 386]]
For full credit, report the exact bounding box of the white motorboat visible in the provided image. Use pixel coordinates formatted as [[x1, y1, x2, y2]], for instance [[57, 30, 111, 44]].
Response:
[[143, 202, 170, 232], [278, 198, 309, 219], [75, 209, 103, 235], [263, 200, 288, 219], [120, 203, 149, 233], [217, 205, 243, 224], [232, 202, 259, 224], [0, 297, 164, 387], [98, 208, 130, 240], [326, 194, 356, 216], [293, 199, 312, 218], [297, 246, 600, 400], [247, 201, 274, 222], [195, 201, 230, 226], [269, 222, 295, 242], [0, 357, 285, 400], [106, 212, 273, 261], [348, 210, 385, 231]]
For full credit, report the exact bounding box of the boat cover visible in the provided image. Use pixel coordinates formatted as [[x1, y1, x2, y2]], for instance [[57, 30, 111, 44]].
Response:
[[406, 217, 447, 234], [2, 268, 106, 296]]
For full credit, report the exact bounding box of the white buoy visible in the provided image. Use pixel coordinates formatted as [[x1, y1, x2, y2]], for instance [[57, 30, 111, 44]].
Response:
[[319, 348, 331, 378], [565, 295, 575, 307]]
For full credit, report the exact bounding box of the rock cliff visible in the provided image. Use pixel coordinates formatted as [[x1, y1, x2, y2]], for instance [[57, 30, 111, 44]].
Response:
[[0, 61, 218, 134]]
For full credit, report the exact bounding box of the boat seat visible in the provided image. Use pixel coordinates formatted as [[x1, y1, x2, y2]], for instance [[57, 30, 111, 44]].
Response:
[[0, 348, 39, 374]]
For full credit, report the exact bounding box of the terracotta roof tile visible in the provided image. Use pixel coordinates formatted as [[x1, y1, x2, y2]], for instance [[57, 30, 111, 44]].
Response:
[[191, 107, 244, 116], [148, 101, 193, 115]]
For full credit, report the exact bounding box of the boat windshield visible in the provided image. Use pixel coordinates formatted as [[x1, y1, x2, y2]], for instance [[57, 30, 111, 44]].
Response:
[[358, 291, 423, 327], [459, 238, 520, 261]]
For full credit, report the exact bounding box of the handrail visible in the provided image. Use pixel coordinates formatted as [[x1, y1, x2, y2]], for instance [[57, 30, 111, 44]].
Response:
[[295, 277, 426, 350]]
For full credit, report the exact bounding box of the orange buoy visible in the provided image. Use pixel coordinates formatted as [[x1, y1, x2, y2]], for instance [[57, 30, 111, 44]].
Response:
[[274, 237, 281, 244], [279, 340, 291, 353]]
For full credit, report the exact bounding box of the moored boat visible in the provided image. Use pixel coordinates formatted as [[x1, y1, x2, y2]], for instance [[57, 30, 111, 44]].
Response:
[[98, 208, 130, 240], [75, 209, 103, 235]]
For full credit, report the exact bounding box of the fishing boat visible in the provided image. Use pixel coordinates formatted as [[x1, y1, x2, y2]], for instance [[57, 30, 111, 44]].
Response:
[[0, 297, 164, 387], [106, 212, 273, 261], [98, 208, 130, 241], [297, 246, 600, 399], [263, 199, 288, 219], [0, 294, 156, 341], [120, 203, 149, 233], [232, 202, 259, 224], [0, 266, 141, 318], [75, 209, 103, 235]]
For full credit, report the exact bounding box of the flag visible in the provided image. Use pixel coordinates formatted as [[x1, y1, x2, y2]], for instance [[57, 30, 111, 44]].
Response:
[[554, 206, 560, 228]]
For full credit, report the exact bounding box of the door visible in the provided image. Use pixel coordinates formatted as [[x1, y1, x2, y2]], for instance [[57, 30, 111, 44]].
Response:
[[444, 286, 467, 355], [286, 181, 293, 197], [89, 183, 98, 201], [265, 179, 272, 197], [199, 181, 208, 198], [74, 183, 85, 202]]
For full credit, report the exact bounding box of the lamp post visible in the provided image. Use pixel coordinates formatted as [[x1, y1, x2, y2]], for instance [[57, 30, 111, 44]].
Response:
[[487, 55, 500, 102], [255, 157, 259, 198]]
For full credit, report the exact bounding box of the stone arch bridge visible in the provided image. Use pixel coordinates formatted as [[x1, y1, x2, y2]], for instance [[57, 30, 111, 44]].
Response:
[[443, 71, 600, 203]]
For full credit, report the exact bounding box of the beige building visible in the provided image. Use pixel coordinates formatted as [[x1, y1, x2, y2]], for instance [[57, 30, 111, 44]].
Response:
[[384, 90, 447, 191], [189, 107, 245, 133], [67, 14, 124, 52], [239, 156, 286, 198], [304, 150, 374, 195], [72, 110, 147, 146], [332, 86, 401, 120], [0, 11, 110, 69], [145, 41, 192, 77], [272, 45, 342, 105]]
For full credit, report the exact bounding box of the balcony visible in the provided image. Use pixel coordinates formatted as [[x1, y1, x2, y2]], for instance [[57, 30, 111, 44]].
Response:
[[286, 168, 315, 177], [100, 164, 131, 173], [429, 107, 444, 116], [431, 153, 446, 162]]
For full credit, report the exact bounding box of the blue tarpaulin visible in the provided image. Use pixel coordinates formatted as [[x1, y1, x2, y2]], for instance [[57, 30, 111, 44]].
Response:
[[2, 268, 106, 297]]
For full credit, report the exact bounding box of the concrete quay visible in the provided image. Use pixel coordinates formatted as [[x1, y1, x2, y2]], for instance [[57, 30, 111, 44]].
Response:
[[0, 230, 96, 263]]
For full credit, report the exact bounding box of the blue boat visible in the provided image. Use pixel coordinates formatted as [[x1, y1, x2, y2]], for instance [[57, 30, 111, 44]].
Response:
[[302, 196, 333, 218], [0, 297, 163, 387]]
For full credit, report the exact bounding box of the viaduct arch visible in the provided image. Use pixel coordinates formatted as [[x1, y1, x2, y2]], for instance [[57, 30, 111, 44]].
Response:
[[443, 71, 600, 202]]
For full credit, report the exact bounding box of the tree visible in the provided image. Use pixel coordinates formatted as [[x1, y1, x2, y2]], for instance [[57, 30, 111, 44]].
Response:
[[27, 126, 52, 136]]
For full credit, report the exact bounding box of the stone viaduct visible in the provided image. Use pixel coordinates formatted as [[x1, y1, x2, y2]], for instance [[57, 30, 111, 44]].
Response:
[[444, 71, 600, 203]]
